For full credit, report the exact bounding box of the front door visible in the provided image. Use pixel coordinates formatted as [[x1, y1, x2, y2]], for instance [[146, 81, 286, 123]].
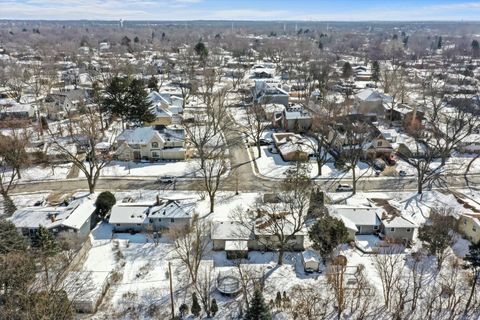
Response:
[[133, 151, 141, 160]]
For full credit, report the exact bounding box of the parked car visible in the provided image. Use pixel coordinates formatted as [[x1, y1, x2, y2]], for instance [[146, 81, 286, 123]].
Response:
[[399, 170, 407, 177], [336, 184, 353, 192], [259, 138, 272, 146], [157, 175, 174, 183]]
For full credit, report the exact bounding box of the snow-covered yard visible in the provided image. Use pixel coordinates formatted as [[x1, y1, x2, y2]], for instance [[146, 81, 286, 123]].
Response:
[[99, 160, 197, 177], [253, 145, 376, 180], [5, 163, 72, 182]]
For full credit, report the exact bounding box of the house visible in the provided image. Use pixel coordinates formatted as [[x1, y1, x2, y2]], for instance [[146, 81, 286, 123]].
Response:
[[9, 194, 97, 240], [263, 103, 286, 126], [354, 66, 372, 81], [381, 216, 418, 243], [328, 115, 394, 159], [328, 205, 383, 236], [353, 89, 392, 118], [115, 126, 185, 161], [280, 105, 313, 132], [0, 99, 35, 119], [146, 91, 184, 126], [458, 214, 480, 243], [109, 198, 194, 232], [45, 89, 88, 120], [384, 103, 424, 128], [272, 132, 311, 161], [211, 221, 253, 259], [252, 81, 289, 106], [211, 212, 306, 255]]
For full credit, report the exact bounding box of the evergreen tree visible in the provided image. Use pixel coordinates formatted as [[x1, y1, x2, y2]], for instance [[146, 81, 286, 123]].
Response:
[[103, 76, 130, 126], [472, 39, 480, 58], [194, 41, 209, 62], [121, 36, 131, 47], [463, 242, 480, 315], [437, 36, 442, 49], [0, 220, 27, 254], [210, 298, 218, 316], [127, 78, 155, 124], [371, 60, 380, 83], [134, 36, 140, 43], [191, 292, 201, 317], [341, 62, 353, 79], [103, 77, 155, 127], [95, 191, 116, 219], [275, 291, 282, 308], [148, 76, 159, 92], [32, 226, 58, 256], [245, 288, 271, 320], [179, 303, 189, 318], [308, 216, 349, 258]]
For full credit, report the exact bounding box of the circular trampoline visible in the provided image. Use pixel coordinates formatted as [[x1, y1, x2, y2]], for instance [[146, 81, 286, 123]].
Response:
[[216, 274, 241, 296]]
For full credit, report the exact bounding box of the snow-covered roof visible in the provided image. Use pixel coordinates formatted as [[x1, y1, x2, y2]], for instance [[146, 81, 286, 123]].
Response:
[[109, 199, 194, 225], [328, 205, 382, 227], [301, 248, 321, 263], [382, 216, 417, 228], [355, 89, 392, 103], [116, 127, 162, 145], [9, 195, 96, 231], [211, 221, 252, 240]]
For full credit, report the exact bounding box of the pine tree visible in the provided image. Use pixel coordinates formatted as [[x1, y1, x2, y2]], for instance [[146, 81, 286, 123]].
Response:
[[309, 216, 349, 258], [245, 288, 271, 320], [127, 78, 155, 124], [341, 62, 353, 79], [275, 291, 282, 308], [0, 220, 27, 254], [148, 76, 159, 92], [191, 292, 201, 317], [95, 191, 116, 219], [32, 226, 58, 256], [179, 303, 189, 318], [210, 298, 218, 316], [371, 60, 380, 83], [464, 242, 480, 315]]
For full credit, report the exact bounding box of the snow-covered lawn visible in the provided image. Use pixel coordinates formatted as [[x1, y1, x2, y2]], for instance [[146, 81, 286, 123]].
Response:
[[253, 146, 376, 180], [99, 160, 197, 177], [5, 163, 71, 182]]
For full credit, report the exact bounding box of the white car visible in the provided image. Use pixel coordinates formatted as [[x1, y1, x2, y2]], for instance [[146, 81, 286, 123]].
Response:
[[336, 184, 353, 192]]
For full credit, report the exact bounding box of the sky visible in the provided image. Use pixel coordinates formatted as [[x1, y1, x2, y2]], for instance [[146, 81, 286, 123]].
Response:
[[1, 0, 480, 21]]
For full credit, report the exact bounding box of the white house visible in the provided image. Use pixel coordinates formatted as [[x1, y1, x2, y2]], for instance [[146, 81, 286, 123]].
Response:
[[9, 194, 97, 240], [109, 198, 194, 232], [115, 126, 186, 161]]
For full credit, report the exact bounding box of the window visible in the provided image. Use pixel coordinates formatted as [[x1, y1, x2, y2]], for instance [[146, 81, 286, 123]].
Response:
[[116, 224, 120, 226], [137, 224, 141, 226], [390, 228, 395, 232], [171, 218, 175, 223], [406, 228, 411, 232], [149, 219, 153, 223], [464, 219, 467, 225], [152, 152, 159, 158], [373, 226, 379, 230], [152, 142, 159, 148], [377, 141, 383, 147]]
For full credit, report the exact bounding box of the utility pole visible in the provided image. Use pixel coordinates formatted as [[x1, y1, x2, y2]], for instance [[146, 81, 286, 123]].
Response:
[[169, 261, 174, 319]]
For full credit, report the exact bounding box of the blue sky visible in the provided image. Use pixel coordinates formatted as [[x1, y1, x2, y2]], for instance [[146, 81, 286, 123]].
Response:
[[1, 0, 480, 21]]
